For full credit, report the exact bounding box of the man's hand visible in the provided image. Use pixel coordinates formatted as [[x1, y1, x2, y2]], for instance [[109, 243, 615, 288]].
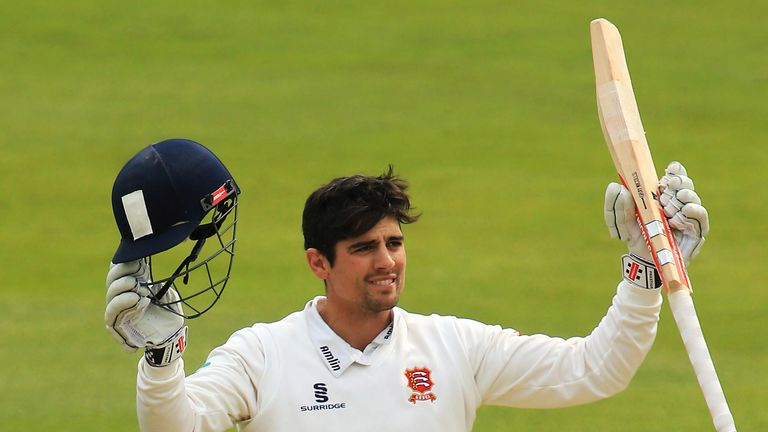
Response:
[[604, 161, 709, 288], [105, 259, 187, 366], [659, 161, 709, 265]]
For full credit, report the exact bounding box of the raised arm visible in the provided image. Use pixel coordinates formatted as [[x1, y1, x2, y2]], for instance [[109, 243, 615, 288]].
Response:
[[467, 162, 708, 407]]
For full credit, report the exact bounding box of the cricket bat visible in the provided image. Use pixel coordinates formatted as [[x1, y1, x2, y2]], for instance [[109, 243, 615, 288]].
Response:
[[590, 18, 736, 432]]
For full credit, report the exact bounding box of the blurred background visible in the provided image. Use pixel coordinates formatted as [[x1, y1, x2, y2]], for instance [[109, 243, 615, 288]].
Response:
[[0, 1, 765, 430]]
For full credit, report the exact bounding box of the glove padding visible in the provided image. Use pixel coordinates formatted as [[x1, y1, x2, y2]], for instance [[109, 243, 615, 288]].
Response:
[[604, 182, 651, 262], [604, 161, 709, 266], [105, 260, 186, 365], [659, 161, 709, 264]]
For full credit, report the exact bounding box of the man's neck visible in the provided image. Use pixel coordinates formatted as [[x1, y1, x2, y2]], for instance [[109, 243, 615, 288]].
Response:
[[316, 298, 393, 351]]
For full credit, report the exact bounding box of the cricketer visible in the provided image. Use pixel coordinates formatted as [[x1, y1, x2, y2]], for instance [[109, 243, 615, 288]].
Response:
[[105, 138, 709, 431]]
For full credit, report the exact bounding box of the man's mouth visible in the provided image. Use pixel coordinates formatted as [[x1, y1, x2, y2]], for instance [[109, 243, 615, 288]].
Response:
[[368, 276, 397, 287]]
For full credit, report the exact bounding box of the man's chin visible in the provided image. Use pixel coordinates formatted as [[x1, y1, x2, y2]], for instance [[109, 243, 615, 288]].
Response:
[[366, 294, 400, 313]]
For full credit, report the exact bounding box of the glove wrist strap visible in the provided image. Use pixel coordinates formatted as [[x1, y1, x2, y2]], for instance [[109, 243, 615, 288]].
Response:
[[144, 326, 188, 367], [621, 254, 662, 289]]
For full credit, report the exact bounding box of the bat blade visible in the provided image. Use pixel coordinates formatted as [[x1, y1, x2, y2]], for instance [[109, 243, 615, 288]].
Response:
[[590, 18, 690, 293]]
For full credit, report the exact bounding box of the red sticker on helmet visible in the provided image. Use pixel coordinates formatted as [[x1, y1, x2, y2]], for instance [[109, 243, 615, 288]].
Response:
[[210, 183, 229, 206]]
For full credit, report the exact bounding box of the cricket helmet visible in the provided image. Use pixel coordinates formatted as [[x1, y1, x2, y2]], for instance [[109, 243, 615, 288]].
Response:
[[111, 138, 240, 318]]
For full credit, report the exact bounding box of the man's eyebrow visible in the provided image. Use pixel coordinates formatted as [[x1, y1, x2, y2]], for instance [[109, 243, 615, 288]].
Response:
[[348, 239, 377, 251], [347, 236, 404, 251]]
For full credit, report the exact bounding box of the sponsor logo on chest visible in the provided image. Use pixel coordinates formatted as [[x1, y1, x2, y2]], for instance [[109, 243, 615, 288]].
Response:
[[299, 382, 347, 412], [298, 365, 440, 412]]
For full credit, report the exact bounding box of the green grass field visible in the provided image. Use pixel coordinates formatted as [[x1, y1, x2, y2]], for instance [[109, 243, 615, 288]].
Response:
[[1, 1, 765, 430]]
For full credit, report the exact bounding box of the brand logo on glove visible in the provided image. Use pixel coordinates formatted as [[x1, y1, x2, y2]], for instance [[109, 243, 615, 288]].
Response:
[[176, 333, 186, 353]]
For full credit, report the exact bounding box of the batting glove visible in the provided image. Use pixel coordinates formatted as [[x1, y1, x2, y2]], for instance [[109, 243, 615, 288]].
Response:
[[605, 182, 662, 289], [104, 259, 187, 367], [604, 181, 652, 261], [659, 161, 709, 265], [604, 161, 709, 289]]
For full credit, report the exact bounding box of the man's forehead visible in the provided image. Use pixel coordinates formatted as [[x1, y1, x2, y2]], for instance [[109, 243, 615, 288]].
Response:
[[344, 217, 403, 243]]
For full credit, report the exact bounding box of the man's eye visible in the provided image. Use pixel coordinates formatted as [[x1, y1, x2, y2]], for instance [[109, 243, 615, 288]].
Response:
[[387, 240, 403, 248]]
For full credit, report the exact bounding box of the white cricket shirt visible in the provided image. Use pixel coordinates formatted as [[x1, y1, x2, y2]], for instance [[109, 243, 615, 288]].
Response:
[[137, 282, 661, 431]]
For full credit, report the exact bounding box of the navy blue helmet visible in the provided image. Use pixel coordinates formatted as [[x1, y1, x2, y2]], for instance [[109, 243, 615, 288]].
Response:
[[111, 138, 240, 318]]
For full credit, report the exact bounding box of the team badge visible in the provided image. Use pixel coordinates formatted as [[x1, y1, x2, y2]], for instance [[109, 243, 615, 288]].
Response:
[[405, 367, 437, 403]]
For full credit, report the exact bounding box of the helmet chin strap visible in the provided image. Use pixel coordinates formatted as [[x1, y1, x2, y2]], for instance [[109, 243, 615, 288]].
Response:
[[152, 237, 207, 301], [150, 199, 233, 302]]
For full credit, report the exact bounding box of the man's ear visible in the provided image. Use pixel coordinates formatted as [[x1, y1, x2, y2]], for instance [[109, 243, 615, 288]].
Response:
[[306, 248, 331, 280]]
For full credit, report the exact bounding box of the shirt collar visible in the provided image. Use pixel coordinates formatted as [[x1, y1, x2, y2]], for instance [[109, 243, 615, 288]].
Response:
[[304, 296, 396, 377]]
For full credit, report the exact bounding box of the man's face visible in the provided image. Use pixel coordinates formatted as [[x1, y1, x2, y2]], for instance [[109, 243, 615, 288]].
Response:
[[323, 216, 406, 314]]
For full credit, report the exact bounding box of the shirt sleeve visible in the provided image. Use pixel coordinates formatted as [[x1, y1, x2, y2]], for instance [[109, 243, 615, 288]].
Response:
[[460, 281, 662, 408], [136, 327, 266, 431]]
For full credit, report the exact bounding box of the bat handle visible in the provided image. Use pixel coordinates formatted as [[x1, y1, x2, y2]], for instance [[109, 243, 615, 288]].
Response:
[[668, 289, 737, 431], [636, 206, 691, 293]]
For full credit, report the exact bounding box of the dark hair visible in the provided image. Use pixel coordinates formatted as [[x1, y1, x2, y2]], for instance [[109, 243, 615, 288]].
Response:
[[302, 166, 420, 265]]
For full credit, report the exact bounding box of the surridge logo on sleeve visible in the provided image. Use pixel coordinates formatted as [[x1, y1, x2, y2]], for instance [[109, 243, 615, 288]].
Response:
[[405, 367, 437, 404]]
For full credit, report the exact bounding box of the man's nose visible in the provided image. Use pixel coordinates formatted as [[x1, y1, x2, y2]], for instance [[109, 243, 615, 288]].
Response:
[[374, 245, 396, 269]]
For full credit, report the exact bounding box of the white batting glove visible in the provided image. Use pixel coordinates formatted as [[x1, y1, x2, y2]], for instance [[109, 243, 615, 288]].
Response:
[[604, 161, 709, 289], [659, 161, 709, 265], [105, 259, 187, 367], [605, 182, 662, 289], [604, 182, 652, 261]]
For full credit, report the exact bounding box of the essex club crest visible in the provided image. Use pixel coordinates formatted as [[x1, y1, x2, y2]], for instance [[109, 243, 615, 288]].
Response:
[[405, 367, 437, 404]]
